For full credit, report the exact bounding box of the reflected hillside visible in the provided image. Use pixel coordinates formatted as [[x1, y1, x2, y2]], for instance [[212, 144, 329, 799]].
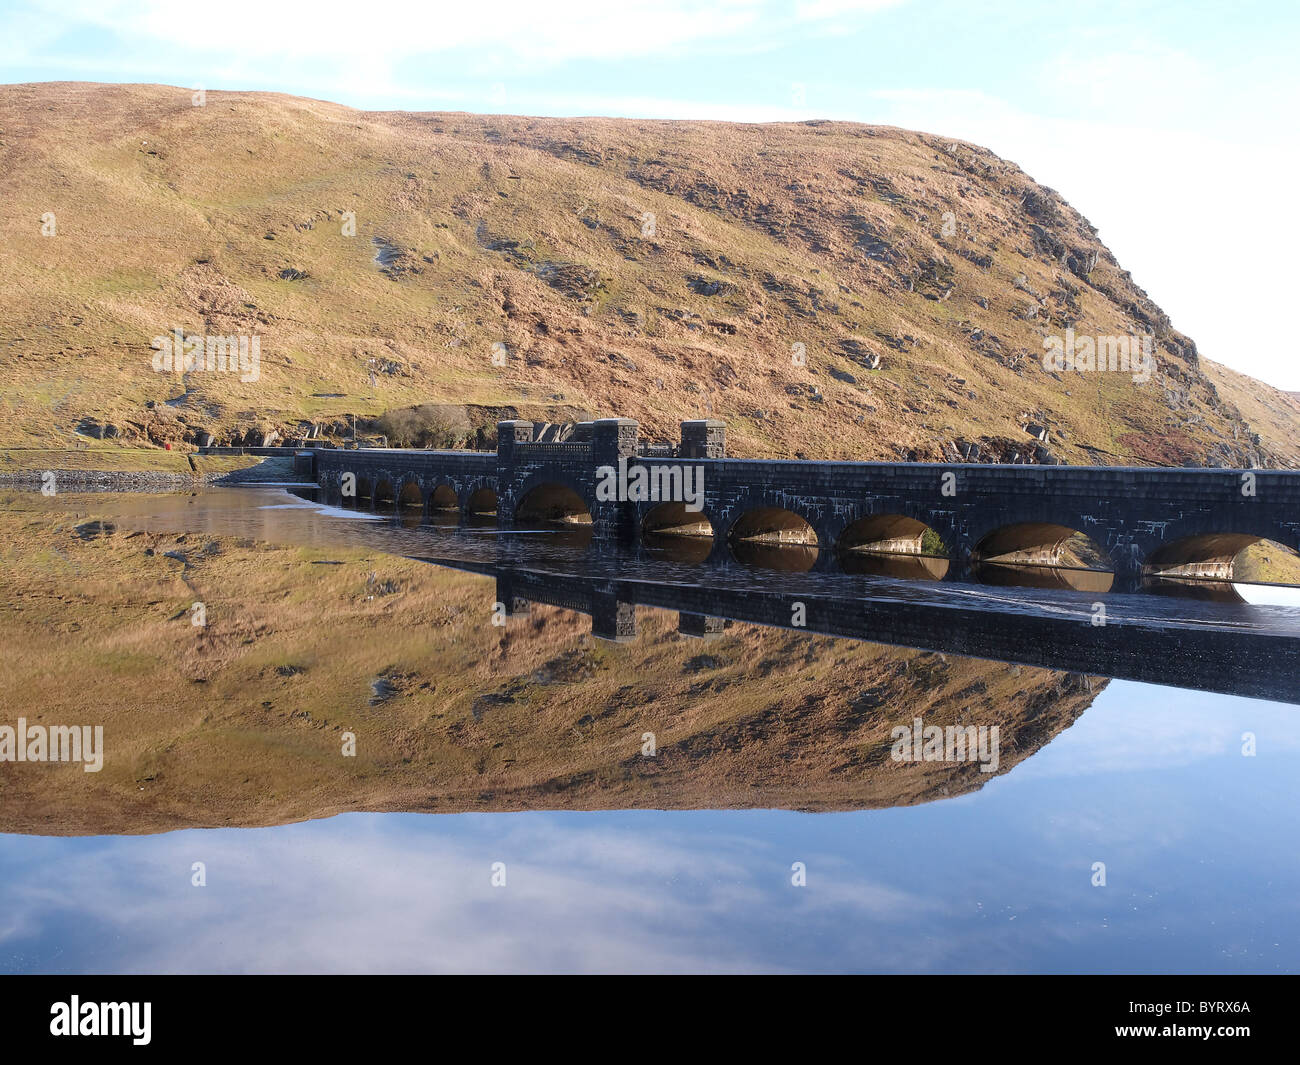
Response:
[[0, 510, 1102, 836]]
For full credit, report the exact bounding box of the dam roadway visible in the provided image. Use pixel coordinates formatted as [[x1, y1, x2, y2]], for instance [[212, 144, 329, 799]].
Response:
[[300, 417, 1300, 594]]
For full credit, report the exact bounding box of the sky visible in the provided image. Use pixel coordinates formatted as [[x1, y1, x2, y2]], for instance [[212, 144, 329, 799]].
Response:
[[2, 0, 1298, 388]]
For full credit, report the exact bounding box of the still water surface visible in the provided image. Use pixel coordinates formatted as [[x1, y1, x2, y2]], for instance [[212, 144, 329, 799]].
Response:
[[0, 486, 1296, 973]]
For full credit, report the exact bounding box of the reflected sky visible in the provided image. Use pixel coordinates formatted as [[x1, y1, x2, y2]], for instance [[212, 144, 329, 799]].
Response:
[[3, 681, 1297, 975]]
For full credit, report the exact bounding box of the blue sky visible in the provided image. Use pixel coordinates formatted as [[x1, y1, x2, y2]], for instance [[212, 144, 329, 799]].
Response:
[[3, 0, 1298, 387]]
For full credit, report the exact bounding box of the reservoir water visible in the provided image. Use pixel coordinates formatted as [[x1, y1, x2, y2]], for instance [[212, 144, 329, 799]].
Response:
[[0, 486, 1296, 973]]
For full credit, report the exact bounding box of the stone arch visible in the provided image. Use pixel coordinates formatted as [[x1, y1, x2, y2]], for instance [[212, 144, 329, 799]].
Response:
[[374, 478, 396, 508], [641, 501, 715, 564], [726, 505, 819, 572], [467, 487, 498, 515], [429, 484, 459, 511], [837, 513, 950, 579], [1145, 533, 1300, 584], [727, 506, 819, 547], [972, 520, 1113, 591], [398, 481, 424, 509], [837, 513, 948, 556], [973, 522, 1110, 567], [515, 480, 593, 526], [642, 501, 714, 539]]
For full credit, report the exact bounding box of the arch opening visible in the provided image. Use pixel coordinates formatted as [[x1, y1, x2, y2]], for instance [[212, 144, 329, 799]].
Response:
[[1144, 534, 1300, 602], [1235, 539, 1300, 587], [467, 488, 498, 516], [398, 482, 424, 509], [429, 484, 459, 511], [515, 483, 592, 526], [973, 523, 1113, 592], [1144, 534, 1300, 582], [643, 502, 713, 538], [643, 502, 714, 564], [728, 507, 819, 572], [836, 513, 949, 580], [354, 477, 373, 503], [374, 479, 396, 507]]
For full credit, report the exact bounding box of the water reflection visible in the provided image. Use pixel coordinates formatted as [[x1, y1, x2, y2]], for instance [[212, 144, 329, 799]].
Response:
[[2, 488, 1300, 974], [4, 486, 1296, 702], [514, 523, 595, 551], [0, 497, 1110, 835], [973, 561, 1114, 593], [0, 486, 1295, 839], [642, 530, 713, 564], [840, 551, 949, 580], [73, 519, 117, 541], [1145, 576, 1247, 603], [729, 539, 819, 572]]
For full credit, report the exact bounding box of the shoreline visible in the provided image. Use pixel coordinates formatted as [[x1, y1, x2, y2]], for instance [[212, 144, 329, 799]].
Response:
[[0, 454, 294, 493], [0, 469, 225, 492]]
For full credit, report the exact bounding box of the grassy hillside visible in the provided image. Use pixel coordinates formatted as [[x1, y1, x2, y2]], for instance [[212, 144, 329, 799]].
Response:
[[1, 82, 1297, 467]]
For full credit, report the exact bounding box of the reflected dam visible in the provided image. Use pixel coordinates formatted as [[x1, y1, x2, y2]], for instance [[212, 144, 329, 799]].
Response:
[[420, 556, 1300, 704]]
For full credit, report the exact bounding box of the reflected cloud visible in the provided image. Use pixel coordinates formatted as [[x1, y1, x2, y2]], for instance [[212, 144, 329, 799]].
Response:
[[1009, 684, 1300, 780], [0, 815, 945, 974]]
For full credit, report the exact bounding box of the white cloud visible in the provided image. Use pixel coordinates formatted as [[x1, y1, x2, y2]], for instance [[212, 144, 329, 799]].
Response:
[[794, 0, 904, 17], [25, 0, 896, 70]]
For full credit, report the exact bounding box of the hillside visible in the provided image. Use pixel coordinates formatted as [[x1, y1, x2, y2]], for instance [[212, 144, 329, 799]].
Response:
[[1, 81, 1297, 467]]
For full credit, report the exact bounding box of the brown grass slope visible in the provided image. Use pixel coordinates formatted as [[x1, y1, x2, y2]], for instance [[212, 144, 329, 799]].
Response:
[[0, 81, 1296, 467]]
